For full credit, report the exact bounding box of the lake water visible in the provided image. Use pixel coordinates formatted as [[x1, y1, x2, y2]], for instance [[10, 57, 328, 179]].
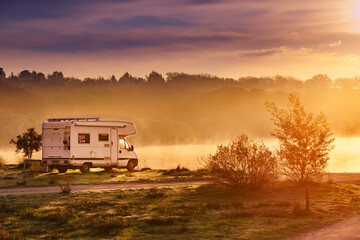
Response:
[[1, 137, 360, 172]]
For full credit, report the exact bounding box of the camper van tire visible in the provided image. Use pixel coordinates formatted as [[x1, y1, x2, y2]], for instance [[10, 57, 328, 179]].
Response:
[[57, 166, 68, 173], [80, 163, 91, 173], [127, 159, 137, 171]]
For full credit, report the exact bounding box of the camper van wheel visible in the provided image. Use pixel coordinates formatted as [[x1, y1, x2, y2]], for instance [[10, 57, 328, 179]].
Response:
[[104, 167, 113, 171], [127, 160, 136, 171], [80, 163, 91, 173], [57, 166, 68, 173]]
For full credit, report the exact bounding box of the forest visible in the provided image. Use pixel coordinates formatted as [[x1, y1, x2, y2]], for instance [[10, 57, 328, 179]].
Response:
[[0, 67, 359, 149]]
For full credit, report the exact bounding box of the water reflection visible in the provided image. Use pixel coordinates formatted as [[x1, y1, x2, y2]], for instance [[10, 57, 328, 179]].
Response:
[[1, 137, 360, 172]]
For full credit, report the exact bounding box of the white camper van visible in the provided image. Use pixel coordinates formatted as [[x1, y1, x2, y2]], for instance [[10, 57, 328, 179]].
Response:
[[42, 118, 138, 173]]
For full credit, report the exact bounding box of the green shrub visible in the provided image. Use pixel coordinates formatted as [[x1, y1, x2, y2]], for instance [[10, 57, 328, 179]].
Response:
[[202, 134, 279, 188]]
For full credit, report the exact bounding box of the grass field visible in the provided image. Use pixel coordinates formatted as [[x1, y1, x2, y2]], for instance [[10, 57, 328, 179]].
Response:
[[1, 181, 360, 240], [0, 167, 206, 188]]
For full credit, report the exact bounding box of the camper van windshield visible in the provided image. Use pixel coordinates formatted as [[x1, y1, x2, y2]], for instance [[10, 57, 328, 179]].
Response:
[[119, 139, 131, 150]]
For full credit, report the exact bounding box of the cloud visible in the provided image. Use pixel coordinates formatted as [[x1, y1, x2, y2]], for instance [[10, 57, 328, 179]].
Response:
[[241, 48, 282, 58], [328, 40, 342, 47], [0, 0, 357, 60], [182, 0, 226, 5], [95, 16, 192, 29], [0, 30, 238, 53], [0, 0, 137, 25]]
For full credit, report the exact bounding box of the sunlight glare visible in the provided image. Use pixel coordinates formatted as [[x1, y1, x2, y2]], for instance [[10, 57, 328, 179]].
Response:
[[353, 0, 360, 31]]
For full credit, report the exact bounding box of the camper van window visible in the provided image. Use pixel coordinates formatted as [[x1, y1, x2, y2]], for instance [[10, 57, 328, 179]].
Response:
[[78, 133, 90, 143], [119, 139, 131, 150], [119, 139, 126, 149], [98, 134, 109, 141], [124, 139, 130, 150]]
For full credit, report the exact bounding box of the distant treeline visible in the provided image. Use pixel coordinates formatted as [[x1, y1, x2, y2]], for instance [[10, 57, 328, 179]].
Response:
[[0, 67, 360, 149], [1, 68, 359, 91]]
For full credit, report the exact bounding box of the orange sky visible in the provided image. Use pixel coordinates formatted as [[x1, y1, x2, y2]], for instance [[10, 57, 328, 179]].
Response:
[[1, 0, 360, 79]]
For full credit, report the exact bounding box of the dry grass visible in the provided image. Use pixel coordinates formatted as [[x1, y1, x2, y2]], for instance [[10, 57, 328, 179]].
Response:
[[59, 182, 72, 194], [0, 168, 208, 188], [146, 188, 167, 198], [1, 182, 360, 239]]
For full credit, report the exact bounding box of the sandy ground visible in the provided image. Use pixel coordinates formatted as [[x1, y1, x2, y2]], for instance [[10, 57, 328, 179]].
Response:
[[0, 180, 209, 196], [287, 215, 360, 240]]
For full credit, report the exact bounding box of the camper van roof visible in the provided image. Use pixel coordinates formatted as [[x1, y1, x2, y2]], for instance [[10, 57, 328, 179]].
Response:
[[47, 118, 100, 122]]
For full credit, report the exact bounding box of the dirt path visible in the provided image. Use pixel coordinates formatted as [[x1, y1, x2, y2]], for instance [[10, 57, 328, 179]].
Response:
[[0, 180, 209, 196], [288, 215, 360, 240]]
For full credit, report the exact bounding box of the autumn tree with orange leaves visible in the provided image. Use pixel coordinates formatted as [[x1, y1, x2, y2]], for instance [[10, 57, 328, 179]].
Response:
[[266, 94, 335, 183]]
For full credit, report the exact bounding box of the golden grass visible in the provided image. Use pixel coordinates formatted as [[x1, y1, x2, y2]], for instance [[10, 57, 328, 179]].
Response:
[[1, 181, 360, 239], [0, 168, 207, 188]]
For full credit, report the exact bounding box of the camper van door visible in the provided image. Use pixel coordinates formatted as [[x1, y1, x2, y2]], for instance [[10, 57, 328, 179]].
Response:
[[110, 128, 118, 164]]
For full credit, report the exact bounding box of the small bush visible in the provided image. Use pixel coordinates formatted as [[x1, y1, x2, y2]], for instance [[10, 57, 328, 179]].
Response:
[[202, 134, 279, 188], [0, 155, 6, 169], [60, 183, 72, 194], [162, 165, 190, 175], [175, 165, 189, 172]]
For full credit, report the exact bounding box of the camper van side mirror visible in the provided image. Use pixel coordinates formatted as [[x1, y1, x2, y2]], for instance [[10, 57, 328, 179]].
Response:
[[131, 145, 134, 151]]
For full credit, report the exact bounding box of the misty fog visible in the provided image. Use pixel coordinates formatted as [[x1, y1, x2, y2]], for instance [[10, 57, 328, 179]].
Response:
[[1, 70, 360, 171]]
